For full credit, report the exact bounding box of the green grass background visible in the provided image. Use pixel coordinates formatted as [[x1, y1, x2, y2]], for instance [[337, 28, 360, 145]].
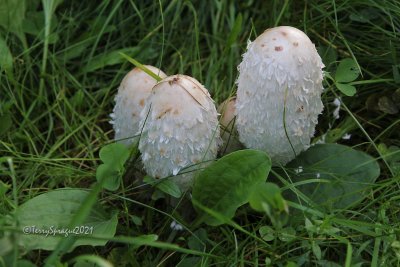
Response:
[[1, 0, 400, 266]]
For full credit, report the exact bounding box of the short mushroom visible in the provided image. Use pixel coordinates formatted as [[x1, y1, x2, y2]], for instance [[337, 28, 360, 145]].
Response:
[[138, 74, 220, 189], [235, 26, 324, 165], [217, 96, 243, 154], [110, 65, 167, 146]]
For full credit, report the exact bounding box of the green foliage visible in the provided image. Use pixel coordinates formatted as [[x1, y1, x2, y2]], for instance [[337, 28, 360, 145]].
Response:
[[0, 35, 13, 76], [192, 149, 271, 226], [119, 52, 163, 81], [143, 175, 182, 198], [0, 0, 26, 39], [335, 58, 360, 83], [334, 58, 360, 96], [259, 226, 275, 241], [285, 144, 380, 210], [249, 182, 288, 228], [83, 47, 141, 73], [226, 13, 242, 48], [317, 45, 337, 70], [0, 113, 12, 137], [0, 181, 10, 197], [249, 182, 287, 213], [22, 11, 59, 43], [72, 255, 113, 267], [335, 83, 357, 97], [16, 188, 118, 251], [0, 101, 13, 137], [96, 143, 130, 191], [0, 0, 399, 265], [378, 144, 400, 175]]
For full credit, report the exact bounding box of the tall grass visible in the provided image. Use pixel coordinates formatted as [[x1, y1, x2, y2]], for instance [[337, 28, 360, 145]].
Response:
[[1, 0, 399, 266]]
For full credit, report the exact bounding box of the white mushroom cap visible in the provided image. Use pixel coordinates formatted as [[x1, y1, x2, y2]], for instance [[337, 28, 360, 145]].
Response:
[[138, 74, 220, 189], [217, 96, 243, 154], [236, 26, 324, 165], [218, 96, 237, 132], [110, 65, 167, 146]]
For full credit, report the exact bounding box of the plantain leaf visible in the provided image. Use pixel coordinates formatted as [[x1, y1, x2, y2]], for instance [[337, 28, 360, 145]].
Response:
[[285, 144, 380, 210], [17, 188, 118, 251], [192, 149, 271, 226]]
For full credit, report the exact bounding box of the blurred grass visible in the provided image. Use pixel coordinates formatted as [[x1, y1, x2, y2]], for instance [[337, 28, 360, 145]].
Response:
[[1, 0, 400, 266]]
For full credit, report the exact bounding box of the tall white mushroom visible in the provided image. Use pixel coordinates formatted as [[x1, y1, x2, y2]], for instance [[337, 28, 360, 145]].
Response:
[[236, 26, 324, 165], [110, 66, 167, 146], [138, 74, 220, 189]]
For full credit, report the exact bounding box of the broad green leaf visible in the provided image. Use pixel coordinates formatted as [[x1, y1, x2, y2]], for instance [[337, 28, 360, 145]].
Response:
[[83, 47, 141, 73], [192, 149, 271, 226], [249, 182, 288, 213], [335, 58, 360, 83], [99, 143, 130, 169], [0, 36, 13, 75], [286, 144, 380, 210], [250, 182, 289, 228], [96, 164, 121, 191], [0, 0, 26, 38], [17, 188, 118, 251], [156, 179, 182, 198], [143, 176, 182, 198], [336, 83, 356, 96]]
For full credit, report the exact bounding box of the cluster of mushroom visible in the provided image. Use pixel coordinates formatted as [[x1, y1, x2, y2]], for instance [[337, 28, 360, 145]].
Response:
[[110, 26, 325, 189]]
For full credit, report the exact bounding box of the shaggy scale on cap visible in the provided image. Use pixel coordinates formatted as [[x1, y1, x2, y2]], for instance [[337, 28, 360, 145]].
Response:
[[138, 74, 220, 189], [110, 66, 167, 146], [236, 26, 324, 165]]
